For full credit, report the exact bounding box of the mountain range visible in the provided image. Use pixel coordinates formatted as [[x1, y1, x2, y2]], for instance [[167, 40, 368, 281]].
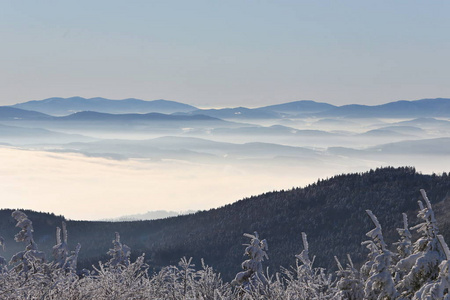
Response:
[[6, 97, 450, 119], [314, 98, 450, 118], [12, 97, 197, 116]]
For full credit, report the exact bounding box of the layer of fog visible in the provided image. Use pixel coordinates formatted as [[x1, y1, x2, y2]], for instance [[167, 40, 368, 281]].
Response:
[[1, 114, 450, 220], [1, 143, 449, 220]]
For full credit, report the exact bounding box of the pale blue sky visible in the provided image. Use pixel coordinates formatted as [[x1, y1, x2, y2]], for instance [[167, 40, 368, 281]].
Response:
[[1, 0, 449, 107]]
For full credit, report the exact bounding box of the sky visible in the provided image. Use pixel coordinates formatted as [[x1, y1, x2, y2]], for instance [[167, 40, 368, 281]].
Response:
[[1, 0, 449, 108]]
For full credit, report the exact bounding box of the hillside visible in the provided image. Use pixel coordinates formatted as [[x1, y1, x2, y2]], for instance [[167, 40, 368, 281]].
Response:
[[0, 124, 96, 144], [0, 106, 52, 120], [0, 167, 449, 281]]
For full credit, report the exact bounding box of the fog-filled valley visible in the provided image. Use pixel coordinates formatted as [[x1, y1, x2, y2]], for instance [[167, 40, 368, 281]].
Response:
[[1, 97, 450, 220], [2, 98, 450, 299]]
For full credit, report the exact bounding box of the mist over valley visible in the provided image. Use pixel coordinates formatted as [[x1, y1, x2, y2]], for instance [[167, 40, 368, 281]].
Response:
[[1, 97, 449, 220]]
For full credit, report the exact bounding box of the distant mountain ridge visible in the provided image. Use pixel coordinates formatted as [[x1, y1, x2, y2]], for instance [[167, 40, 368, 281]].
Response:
[[0, 109, 233, 127], [315, 98, 450, 118], [101, 210, 198, 221], [59, 111, 221, 122], [0, 106, 52, 120], [8, 97, 450, 119], [186, 100, 337, 119], [11, 97, 198, 116], [186, 107, 281, 119], [0, 123, 95, 144], [259, 100, 336, 114], [180, 98, 450, 119]]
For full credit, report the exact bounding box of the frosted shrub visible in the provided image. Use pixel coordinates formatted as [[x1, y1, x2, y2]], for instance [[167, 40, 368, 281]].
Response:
[[90, 254, 150, 299], [284, 232, 336, 299], [232, 231, 269, 293], [52, 222, 70, 268], [396, 190, 447, 297], [9, 210, 46, 275], [413, 235, 450, 300], [150, 257, 232, 300], [86, 232, 149, 298], [64, 243, 81, 273], [194, 259, 232, 300], [362, 210, 398, 299], [335, 254, 364, 300], [107, 232, 131, 268]]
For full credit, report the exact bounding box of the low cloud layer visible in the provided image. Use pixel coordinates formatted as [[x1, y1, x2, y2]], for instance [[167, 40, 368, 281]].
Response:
[[2, 146, 448, 220]]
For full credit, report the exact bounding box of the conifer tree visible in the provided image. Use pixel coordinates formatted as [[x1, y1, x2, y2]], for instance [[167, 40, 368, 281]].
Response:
[[52, 222, 70, 268], [335, 254, 364, 300], [107, 232, 131, 268], [362, 210, 398, 299], [64, 243, 81, 273], [413, 235, 450, 299], [9, 210, 46, 275], [232, 231, 268, 291], [0, 236, 6, 272], [285, 232, 336, 299], [396, 190, 447, 297]]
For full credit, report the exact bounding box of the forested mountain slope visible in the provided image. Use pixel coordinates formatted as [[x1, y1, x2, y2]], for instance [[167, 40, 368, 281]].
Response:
[[0, 167, 449, 281]]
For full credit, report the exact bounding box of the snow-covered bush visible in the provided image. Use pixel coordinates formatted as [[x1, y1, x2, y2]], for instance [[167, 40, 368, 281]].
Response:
[[362, 210, 398, 299], [335, 254, 364, 300], [52, 222, 69, 268], [396, 190, 447, 298], [107, 232, 131, 268], [150, 257, 232, 299], [413, 235, 450, 300], [284, 232, 336, 299], [90, 254, 150, 299], [9, 210, 46, 275], [232, 231, 269, 292], [51, 221, 81, 274], [194, 259, 232, 299]]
